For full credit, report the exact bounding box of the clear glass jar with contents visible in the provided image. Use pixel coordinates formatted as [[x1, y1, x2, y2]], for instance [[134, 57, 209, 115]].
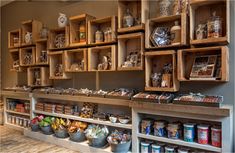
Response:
[[207, 12, 222, 38]]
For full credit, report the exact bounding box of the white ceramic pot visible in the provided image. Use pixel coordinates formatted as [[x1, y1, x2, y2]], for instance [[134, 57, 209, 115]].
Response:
[[58, 13, 68, 28]]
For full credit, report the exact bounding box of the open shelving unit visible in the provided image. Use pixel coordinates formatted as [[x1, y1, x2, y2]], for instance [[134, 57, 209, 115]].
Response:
[[48, 27, 70, 50], [27, 67, 52, 87], [9, 48, 24, 72], [19, 47, 36, 66], [8, 29, 21, 48]]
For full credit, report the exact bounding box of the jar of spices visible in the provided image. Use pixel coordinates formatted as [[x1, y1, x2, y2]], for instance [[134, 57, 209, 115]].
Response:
[[95, 30, 104, 43], [170, 21, 181, 45], [140, 141, 151, 153], [79, 21, 86, 42], [167, 122, 182, 139], [207, 11, 222, 38], [183, 123, 195, 142], [197, 125, 209, 144], [141, 119, 153, 135], [211, 126, 221, 147], [153, 120, 167, 137]]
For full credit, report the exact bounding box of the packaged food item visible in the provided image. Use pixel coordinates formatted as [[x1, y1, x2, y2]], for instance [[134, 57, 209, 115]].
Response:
[[165, 145, 177, 153], [207, 12, 222, 38], [141, 119, 153, 135], [153, 121, 167, 137], [183, 123, 195, 142], [140, 141, 151, 153], [152, 143, 165, 153], [211, 126, 221, 147], [197, 125, 209, 144], [178, 147, 190, 153], [167, 122, 182, 139]]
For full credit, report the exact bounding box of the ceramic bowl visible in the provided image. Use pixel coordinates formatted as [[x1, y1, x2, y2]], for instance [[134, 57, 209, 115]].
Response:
[[118, 117, 130, 124], [109, 116, 117, 123]]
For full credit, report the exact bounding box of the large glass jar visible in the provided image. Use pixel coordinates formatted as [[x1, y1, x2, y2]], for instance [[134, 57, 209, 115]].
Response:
[[207, 12, 222, 38], [123, 8, 134, 28]]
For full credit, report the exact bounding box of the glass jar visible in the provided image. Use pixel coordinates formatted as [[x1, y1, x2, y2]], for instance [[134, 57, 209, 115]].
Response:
[[95, 30, 104, 43], [123, 8, 134, 28], [207, 12, 222, 38], [159, 0, 172, 17]]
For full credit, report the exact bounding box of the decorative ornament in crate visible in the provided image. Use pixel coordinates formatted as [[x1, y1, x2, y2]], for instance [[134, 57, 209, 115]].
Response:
[[150, 27, 171, 47]]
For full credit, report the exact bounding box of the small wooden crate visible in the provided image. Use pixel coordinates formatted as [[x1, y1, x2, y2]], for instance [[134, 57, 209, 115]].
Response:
[[145, 50, 179, 92], [8, 29, 21, 48], [178, 46, 229, 82], [36, 39, 48, 65], [64, 49, 87, 72], [117, 32, 144, 71], [19, 47, 36, 66], [48, 27, 70, 50], [27, 67, 52, 87], [69, 14, 95, 47], [118, 0, 146, 33], [88, 16, 117, 46], [48, 51, 71, 79], [9, 49, 24, 72], [145, 13, 188, 49], [88, 45, 117, 71], [21, 20, 43, 46], [190, 0, 230, 45]]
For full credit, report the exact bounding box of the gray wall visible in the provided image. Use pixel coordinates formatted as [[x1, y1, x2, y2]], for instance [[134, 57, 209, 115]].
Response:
[[1, 1, 234, 151]]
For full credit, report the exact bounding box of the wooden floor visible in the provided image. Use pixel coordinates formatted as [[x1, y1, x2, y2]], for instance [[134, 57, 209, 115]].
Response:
[[0, 125, 79, 153]]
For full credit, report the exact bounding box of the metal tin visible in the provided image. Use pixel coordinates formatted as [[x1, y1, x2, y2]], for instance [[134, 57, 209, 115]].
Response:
[[197, 125, 209, 144], [183, 123, 195, 142], [167, 123, 181, 139], [141, 119, 153, 135], [154, 121, 167, 137], [140, 141, 151, 153], [211, 126, 221, 147]]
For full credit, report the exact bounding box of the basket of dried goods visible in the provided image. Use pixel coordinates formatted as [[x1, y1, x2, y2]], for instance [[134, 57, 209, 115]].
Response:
[[68, 121, 88, 142], [51, 118, 70, 138]]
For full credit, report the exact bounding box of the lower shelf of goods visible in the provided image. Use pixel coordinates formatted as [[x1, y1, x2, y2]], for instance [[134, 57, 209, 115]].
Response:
[[6, 114, 30, 129], [27, 115, 131, 153]]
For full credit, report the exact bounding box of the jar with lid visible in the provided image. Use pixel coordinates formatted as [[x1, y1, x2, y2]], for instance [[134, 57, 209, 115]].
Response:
[[170, 21, 181, 45], [152, 143, 165, 153], [197, 124, 209, 144], [141, 119, 153, 135], [165, 145, 177, 153], [207, 11, 222, 38], [167, 122, 182, 139], [140, 141, 151, 153], [79, 21, 86, 42], [153, 120, 167, 137], [95, 29, 104, 43], [123, 8, 134, 28], [183, 123, 195, 142], [211, 126, 221, 147]]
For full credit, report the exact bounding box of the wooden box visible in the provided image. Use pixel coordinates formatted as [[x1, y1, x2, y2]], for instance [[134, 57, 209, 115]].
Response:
[[27, 67, 52, 87], [178, 46, 229, 82], [48, 27, 70, 50], [64, 49, 88, 72], [118, 0, 147, 33], [117, 32, 144, 71], [19, 47, 36, 66], [190, 0, 230, 45], [145, 13, 188, 49], [145, 50, 179, 92], [8, 29, 21, 48], [21, 20, 43, 46], [88, 45, 117, 71], [48, 51, 71, 79], [36, 39, 48, 65], [9, 49, 24, 72], [69, 14, 95, 47], [88, 16, 117, 46]]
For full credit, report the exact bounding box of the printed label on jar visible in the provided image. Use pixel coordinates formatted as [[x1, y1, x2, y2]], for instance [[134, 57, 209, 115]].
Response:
[[199, 131, 208, 140], [212, 131, 220, 142]]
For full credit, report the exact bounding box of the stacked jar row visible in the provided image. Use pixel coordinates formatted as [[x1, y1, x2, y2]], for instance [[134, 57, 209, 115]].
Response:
[[7, 114, 30, 128], [140, 119, 221, 148]]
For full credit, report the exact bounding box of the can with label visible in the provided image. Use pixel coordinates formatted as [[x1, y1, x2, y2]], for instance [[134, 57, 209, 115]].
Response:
[[197, 125, 209, 144], [141, 141, 151, 153], [183, 123, 195, 142], [211, 126, 221, 147]]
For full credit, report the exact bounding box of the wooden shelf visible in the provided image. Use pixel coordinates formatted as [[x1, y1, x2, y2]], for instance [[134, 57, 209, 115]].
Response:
[[137, 133, 221, 153], [69, 14, 95, 47], [145, 50, 179, 92], [6, 110, 30, 117], [145, 13, 188, 50], [21, 19, 43, 45], [48, 27, 70, 50], [36, 40, 48, 65], [118, 0, 147, 33], [8, 29, 21, 48], [34, 110, 132, 129], [88, 45, 117, 71], [27, 67, 52, 87], [5, 122, 25, 132], [24, 129, 113, 153], [189, 0, 230, 45], [9, 48, 24, 72], [19, 47, 36, 66], [88, 16, 117, 45], [64, 49, 87, 72], [1, 90, 31, 100], [178, 46, 229, 82], [117, 32, 144, 71]]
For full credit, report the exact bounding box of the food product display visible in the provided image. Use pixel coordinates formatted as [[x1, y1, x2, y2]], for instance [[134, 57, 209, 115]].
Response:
[[39, 116, 54, 135], [8, 114, 30, 128], [30, 115, 44, 131], [7, 99, 30, 113], [51, 118, 70, 138], [90, 89, 108, 97], [165, 145, 178, 153], [132, 92, 174, 103], [107, 88, 136, 100], [80, 104, 95, 118], [4, 85, 31, 92], [68, 121, 88, 142]]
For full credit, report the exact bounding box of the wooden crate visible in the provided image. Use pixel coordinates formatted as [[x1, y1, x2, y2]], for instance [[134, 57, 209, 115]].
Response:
[[8, 29, 21, 49], [118, 0, 147, 33], [190, 0, 230, 45], [48, 27, 70, 50], [36, 39, 48, 65], [48, 51, 71, 79], [19, 47, 36, 66], [9, 49, 24, 72], [145, 13, 188, 49], [21, 20, 43, 46], [178, 46, 229, 82], [117, 32, 144, 71], [145, 50, 179, 92], [69, 14, 95, 47], [88, 45, 117, 71], [64, 49, 88, 72], [27, 67, 52, 87], [88, 16, 117, 46]]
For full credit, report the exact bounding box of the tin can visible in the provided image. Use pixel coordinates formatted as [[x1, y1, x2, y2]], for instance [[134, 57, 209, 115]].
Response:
[[141, 141, 151, 153], [152, 143, 165, 153], [16, 117, 19, 125], [154, 121, 167, 137], [141, 119, 153, 135], [211, 126, 221, 147], [167, 123, 181, 139], [183, 123, 195, 142], [178, 147, 190, 153], [165, 145, 177, 153], [197, 125, 209, 144]]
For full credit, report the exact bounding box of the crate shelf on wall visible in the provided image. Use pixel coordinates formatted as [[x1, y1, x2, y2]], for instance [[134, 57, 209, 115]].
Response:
[[48, 51, 71, 80], [178, 46, 229, 82], [19, 47, 36, 67], [64, 49, 88, 72], [88, 16, 117, 46], [88, 45, 117, 72], [48, 27, 70, 50], [27, 67, 52, 87], [145, 50, 179, 92], [145, 13, 188, 50], [118, 0, 148, 33], [9, 49, 24, 72], [8, 29, 21, 49], [35, 39, 48, 65], [21, 20, 43, 46], [190, 0, 230, 45], [117, 32, 144, 71], [69, 14, 95, 47]]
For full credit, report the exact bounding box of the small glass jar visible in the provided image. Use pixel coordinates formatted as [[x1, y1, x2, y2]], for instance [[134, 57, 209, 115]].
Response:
[[123, 8, 134, 28], [95, 30, 104, 43], [79, 21, 86, 42], [207, 12, 222, 38]]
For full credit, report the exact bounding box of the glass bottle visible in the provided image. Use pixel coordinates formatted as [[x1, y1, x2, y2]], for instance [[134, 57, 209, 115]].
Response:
[[207, 11, 222, 38], [123, 8, 134, 28]]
